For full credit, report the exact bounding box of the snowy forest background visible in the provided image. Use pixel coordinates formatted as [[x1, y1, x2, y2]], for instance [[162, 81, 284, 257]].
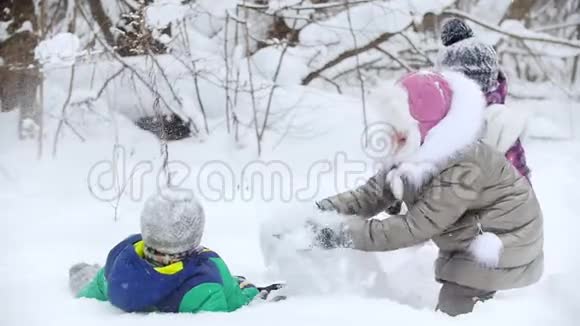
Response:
[[1, 1, 580, 326], [1, 0, 579, 152]]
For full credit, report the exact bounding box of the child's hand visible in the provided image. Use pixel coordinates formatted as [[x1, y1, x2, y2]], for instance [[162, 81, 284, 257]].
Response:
[[307, 220, 352, 249], [315, 199, 334, 211], [386, 161, 437, 199], [386, 200, 403, 215]]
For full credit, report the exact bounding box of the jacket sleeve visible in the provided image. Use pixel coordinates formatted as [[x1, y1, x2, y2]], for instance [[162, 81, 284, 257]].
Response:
[[178, 257, 259, 313], [211, 257, 259, 310], [77, 268, 108, 301], [346, 162, 482, 251], [179, 283, 230, 313], [316, 169, 398, 218]]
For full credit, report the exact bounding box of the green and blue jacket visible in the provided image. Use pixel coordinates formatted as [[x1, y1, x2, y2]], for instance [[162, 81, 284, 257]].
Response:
[[77, 234, 259, 313]]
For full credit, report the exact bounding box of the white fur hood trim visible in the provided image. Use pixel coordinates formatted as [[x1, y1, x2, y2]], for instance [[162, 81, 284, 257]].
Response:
[[483, 104, 529, 153], [388, 71, 487, 198]]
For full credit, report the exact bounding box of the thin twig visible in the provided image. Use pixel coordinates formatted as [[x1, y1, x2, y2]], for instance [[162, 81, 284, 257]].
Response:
[[345, 0, 368, 144], [52, 64, 76, 157], [224, 11, 232, 133], [319, 75, 343, 94], [443, 9, 580, 49], [301, 28, 403, 84], [37, 0, 48, 159], [146, 48, 183, 107], [237, 0, 375, 11], [72, 67, 126, 106], [76, 2, 183, 119], [519, 39, 575, 98], [259, 11, 298, 140], [374, 45, 413, 72], [62, 119, 86, 142], [399, 32, 434, 66], [192, 61, 209, 134], [533, 21, 580, 32], [331, 57, 383, 80], [242, 0, 261, 155]]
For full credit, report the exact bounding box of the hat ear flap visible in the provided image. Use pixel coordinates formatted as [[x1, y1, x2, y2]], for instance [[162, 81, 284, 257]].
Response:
[[399, 72, 453, 141]]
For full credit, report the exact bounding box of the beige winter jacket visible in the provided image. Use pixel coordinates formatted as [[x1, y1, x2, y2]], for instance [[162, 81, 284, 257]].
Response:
[[317, 141, 543, 291]]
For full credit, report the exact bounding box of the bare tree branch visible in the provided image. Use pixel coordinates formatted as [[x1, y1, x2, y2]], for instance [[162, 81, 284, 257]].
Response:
[[301, 29, 405, 85], [52, 64, 76, 157], [242, 1, 261, 155], [258, 5, 302, 141], [399, 32, 434, 66], [519, 39, 575, 98], [192, 61, 209, 134], [443, 9, 580, 49], [533, 21, 580, 33], [238, 0, 376, 11], [146, 49, 183, 108], [76, 1, 185, 121], [374, 45, 413, 72], [319, 75, 343, 94], [224, 12, 232, 133], [71, 67, 126, 106], [344, 0, 368, 142]]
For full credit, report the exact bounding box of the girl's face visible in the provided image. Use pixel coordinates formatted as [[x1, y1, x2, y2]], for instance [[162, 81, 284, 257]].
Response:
[[367, 82, 422, 163], [366, 104, 421, 163], [392, 123, 421, 161]]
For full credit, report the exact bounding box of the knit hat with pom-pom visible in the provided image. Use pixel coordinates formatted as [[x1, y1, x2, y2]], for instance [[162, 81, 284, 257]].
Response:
[[437, 18, 499, 93]]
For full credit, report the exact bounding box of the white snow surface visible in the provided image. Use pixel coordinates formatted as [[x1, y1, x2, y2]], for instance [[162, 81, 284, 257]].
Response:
[[35, 33, 81, 68], [145, 0, 186, 29], [1, 83, 580, 326]]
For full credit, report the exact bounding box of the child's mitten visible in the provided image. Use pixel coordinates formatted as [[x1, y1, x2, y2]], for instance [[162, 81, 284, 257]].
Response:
[[69, 262, 101, 296]]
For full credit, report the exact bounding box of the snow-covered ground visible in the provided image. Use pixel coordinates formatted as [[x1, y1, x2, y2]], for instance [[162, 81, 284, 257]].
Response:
[[1, 92, 579, 326]]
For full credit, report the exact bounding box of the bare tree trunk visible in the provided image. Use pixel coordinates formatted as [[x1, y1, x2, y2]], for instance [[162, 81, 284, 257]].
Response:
[[87, 0, 115, 46], [572, 21, 580, 84], [505, 0, 538, 25], [37, 0, 47, 159], [0, 0, 40, 140]]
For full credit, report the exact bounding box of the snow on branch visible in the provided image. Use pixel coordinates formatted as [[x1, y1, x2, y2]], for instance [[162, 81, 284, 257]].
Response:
[[76, 0, 190, 122], [301, 29, 405, 85], [533, 21, 580, 33], [70, 67, 127, 106], [373, 45, 412, 72], [237, 0, 376, 12], [443, 9, 580, 49]]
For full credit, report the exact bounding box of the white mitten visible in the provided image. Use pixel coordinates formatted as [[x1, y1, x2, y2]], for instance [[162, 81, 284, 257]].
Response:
[[386, 162, 437, 200]]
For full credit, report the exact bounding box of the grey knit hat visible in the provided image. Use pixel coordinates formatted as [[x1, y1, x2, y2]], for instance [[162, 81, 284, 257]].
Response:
[[437, 18, 499, 93], [140, 192, 205, 254]]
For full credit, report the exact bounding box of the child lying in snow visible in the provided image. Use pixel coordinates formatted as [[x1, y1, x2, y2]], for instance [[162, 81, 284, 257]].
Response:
[[69, 193, 274, 313], [315, 70, 544, 316]]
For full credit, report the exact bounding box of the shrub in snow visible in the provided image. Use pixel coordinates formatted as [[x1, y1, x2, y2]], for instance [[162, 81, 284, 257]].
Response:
[[135, 114, 193, 141]]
